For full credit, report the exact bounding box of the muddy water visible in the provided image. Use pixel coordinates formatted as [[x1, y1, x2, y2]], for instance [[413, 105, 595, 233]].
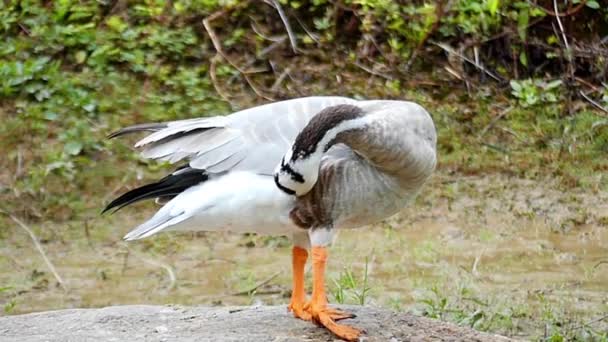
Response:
[[1, 175, 606, 338]]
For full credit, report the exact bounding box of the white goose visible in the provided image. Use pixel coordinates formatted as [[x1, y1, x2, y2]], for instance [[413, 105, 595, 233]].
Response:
[[104, 96, 437, 341]]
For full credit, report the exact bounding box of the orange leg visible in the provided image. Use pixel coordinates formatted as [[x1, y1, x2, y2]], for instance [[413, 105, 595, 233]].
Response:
[[288, 246, 311, 321], [305, 246, 362, 341]]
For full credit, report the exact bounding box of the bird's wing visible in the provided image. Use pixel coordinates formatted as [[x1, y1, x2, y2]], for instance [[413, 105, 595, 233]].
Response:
[[111, 96, 358, 174]]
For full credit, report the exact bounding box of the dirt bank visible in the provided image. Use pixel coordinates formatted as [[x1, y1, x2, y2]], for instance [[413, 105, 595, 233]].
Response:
[[0, 304, 515, 342]]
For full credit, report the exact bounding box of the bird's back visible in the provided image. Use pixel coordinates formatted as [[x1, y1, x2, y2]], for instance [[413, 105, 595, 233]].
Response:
[[288, 100, 436, 229]]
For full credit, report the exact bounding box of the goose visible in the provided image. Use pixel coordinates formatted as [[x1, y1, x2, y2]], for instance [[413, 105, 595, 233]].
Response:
[[104, 96, 437, 341]]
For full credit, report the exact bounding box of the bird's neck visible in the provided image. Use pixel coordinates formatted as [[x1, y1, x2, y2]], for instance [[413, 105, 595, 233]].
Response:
[[276, 104, 369, 196]]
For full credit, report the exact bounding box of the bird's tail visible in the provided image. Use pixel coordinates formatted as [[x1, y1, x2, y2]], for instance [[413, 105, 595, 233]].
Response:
[[102, 166, 208, 214], [122, 206, 190, 241]]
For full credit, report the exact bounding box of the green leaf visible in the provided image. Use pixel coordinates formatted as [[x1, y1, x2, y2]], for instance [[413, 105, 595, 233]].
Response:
[[44, 112, 59, 121], [106, 15, 127, 33], [83, 103, 96, 112], [545, 80, 563, 89], [519, 51, 528, 67], [586, 0, 599, 9], [75, 51, 87, 64], [517, 10, 529, 41], [510, 80, 522, 93], [487, 0, 499, 16], [64, 141, 83, 156]]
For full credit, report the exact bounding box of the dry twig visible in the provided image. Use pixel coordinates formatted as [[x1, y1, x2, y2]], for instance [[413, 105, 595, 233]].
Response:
[[125, 245, 177, 290], [3, 211, 68, 292], [271, 66, 292, 91], [229, 270, 282, 296], [553, 0, 571, 54], [202, 3, 274, 101], [433, 42, 502, 82], [266, 0, 298, 53], [351, 61, 394, 80], [579, 91, 608, 116], [528, 0, 588, 17], [570, 313, 608, 331], [478, 106, 513, 138], [209, 55, 232, 103]]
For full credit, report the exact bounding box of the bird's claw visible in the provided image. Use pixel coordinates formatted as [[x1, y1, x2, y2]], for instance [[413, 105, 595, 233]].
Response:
[[304, 302, 362, 341]]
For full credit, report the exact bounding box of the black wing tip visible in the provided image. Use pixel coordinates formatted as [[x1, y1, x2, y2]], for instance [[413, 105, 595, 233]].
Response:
[[102, 168, 208, 214], [101, 195, 130, 214], [107, 123, 168, 139]]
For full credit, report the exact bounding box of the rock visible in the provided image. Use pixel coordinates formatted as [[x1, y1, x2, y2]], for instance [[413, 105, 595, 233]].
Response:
[[0, 305, 515, 342], [154, 325, 168, 333]]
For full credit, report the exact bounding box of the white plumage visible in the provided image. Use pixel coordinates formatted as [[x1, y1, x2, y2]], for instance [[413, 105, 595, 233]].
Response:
[[123, 171, 297, 240]]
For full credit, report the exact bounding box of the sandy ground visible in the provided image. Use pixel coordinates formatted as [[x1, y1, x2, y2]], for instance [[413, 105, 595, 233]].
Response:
[[0, 304, 516, 342]]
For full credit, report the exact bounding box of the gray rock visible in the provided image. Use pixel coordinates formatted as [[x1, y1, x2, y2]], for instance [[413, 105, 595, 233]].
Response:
[[0, 305, 515, 342]]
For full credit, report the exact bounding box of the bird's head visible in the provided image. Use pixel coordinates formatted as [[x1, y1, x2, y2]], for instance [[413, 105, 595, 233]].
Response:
[[274, 104, 365, 196], [274, 149, 319, 196]]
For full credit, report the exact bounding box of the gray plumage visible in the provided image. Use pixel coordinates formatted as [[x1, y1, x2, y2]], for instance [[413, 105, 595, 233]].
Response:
[[130, 96, 358, 175], [107, 96, 436, 241]]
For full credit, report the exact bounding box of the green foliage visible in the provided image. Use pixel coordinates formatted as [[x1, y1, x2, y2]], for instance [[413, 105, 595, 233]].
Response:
[[510, 79, 563, 107], [0, 0, 229, 219], [331, 258, 371, 305], [0, 286, 16, 314], [1, 0, 606, 221], [418, 283, 608, 341]]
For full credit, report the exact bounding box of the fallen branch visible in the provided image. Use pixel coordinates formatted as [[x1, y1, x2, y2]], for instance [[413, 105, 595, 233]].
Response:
[[3, 211, 68, 292], [229, 270, 282, 296], [579, 90, 608, 116], [594, 260, 608, 269]]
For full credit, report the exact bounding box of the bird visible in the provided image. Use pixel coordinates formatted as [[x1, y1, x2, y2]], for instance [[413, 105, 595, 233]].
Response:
[[104, 96, 437, 341]]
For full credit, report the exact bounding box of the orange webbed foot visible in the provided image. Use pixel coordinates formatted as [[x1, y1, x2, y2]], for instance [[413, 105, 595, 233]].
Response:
[[303, 301, 356, 321], [288, 300, 312, 321], [306, 302, 362, 341]]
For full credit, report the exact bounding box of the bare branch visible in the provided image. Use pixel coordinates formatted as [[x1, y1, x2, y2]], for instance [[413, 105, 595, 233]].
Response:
[[553, 0, 571, 54], [267, 0, 298, 53], [433, 42, 503, 82], [527, 0, 588, 17], [202, 3, 274, 101], [579, 90, 608, 116]]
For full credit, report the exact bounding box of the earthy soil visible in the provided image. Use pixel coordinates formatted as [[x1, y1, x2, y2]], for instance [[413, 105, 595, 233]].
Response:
[[0, 305, 515, 342]]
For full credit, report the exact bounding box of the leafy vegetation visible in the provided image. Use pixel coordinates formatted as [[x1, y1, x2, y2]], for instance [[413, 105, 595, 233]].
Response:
[[331, 257, 371, 305], [1, 0, 607, 340], [1, 0, 607, 221]]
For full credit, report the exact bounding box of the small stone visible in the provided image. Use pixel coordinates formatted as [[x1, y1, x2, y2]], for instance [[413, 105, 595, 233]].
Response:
[[154, 325, 168, 333]]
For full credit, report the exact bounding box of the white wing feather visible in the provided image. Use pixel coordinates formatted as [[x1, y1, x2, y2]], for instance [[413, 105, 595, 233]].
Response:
[[134, 96, 357, 174]]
